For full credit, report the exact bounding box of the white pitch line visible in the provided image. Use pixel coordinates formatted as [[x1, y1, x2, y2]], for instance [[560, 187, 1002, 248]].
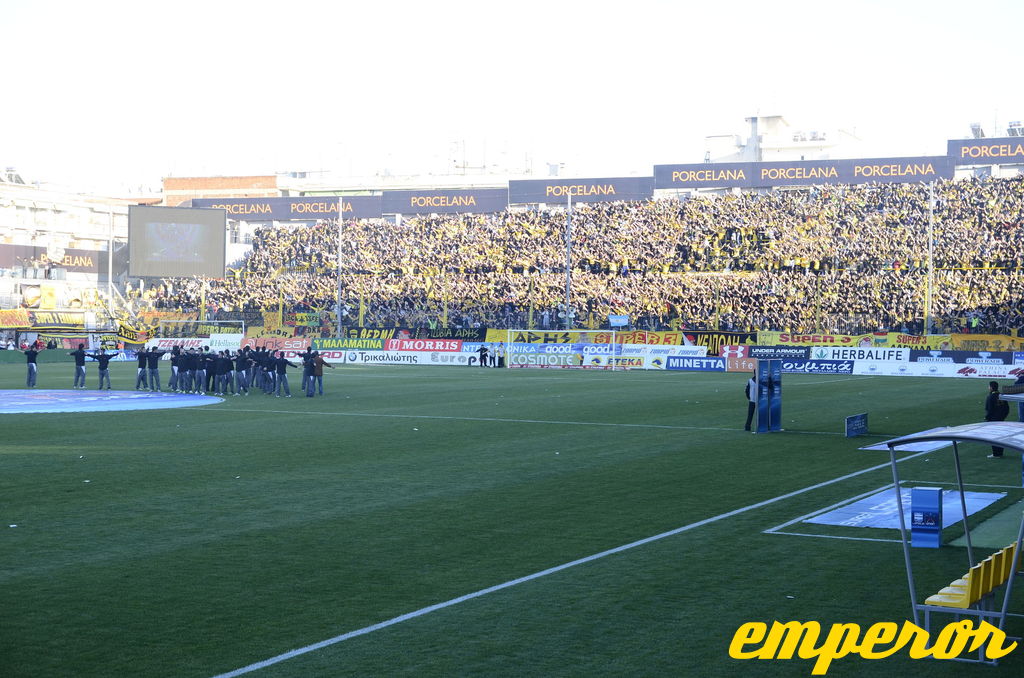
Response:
[[900, 479, 1023, 490], [765, 531, 902, 544], [210, 448, 932, 678], [762, 483, 895, 534]]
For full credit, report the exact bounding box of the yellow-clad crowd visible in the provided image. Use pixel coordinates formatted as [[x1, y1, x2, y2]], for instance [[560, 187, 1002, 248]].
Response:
[[145, 176, 1024, 334]]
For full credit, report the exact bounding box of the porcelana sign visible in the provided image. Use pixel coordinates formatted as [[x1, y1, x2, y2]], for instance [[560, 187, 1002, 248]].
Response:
[[728, 619, 1016, 675]]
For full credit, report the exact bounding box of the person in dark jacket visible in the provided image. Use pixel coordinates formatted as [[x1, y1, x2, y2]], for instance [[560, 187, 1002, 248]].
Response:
[[24, 347, 39, 387], [186, 348, 201, 393], [135, 349, 149, 390], [744, 369, 758, 431], [274, 351, 297, 397], [88, 348, 119, 390], [215, 351, 233, 395], [261, 348, 276, 394], [234, 349, 250, 395], [984, 381, 1009, 458], [168, 346, 181, 392], [298, 347, 315, 393], [311, 350, 334, 396], [245, 346, 257, 390], [195, 347, 210, 394], [147, 349, 167, 391], [302, 351, 316, 397], [69, 343, 88, 389], [204, 349, 218, 393]]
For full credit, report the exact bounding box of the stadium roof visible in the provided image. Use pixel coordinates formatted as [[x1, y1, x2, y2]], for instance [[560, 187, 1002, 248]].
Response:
[[885, 421, 1024, 453]]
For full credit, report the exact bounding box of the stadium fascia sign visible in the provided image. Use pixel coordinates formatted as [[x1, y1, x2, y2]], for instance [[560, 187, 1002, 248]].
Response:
[[0, 243, 106, 274], [380, 188, 509, 215], [653, 156, 954, 189], [191, 196, 383, 220], [508, 177, 654, 204], [948, 137, 1024, 166]]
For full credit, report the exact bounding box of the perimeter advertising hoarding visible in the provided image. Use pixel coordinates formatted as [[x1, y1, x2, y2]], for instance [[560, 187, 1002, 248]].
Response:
[[191, 197, 383, 221], [380, 189, 508, 215], [853, 362, 1024, 379], [747, 346, 811, 360], [343, 327, 487, 342], [780, 360, 854, 374], [344, 350, 480, 367], [910, 350, 1014, 365], [665, 356, 726, 372], [507, 177, 653, 204], [128, 205, 227, 278], [654, 156, 953, 189], [809, 347, 910, 362], [683, 331, 757, 356], [947, 138, 1024, 166], [487, 330, 686, 345]]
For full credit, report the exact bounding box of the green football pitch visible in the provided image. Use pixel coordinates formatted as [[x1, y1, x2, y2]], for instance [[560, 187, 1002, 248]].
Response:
[[1, 362, 1022, 677]]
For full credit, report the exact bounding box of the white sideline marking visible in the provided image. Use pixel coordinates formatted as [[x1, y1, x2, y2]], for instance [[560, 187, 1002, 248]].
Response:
[[211, 449, 930, 677], [901, 479, 1023, 490], [185, 407, 890, 438], [762, 483, 895, 534], [766, 531, 902, 544], [763, 474, 1021, 544]]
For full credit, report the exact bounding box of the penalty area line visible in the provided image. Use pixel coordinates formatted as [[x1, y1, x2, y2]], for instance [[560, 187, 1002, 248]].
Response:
[[210, 448, 931, 678]]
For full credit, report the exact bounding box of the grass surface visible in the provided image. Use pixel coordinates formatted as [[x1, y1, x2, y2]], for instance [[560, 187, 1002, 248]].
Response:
[[1, 361, 1023, 677]]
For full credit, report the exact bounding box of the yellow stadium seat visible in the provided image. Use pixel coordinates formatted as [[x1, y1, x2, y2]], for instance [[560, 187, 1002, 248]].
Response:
[[927, 563, 983, 608], [1000, 544, 1015, 581], [977, 556, 996, 596], [988, 551, 1006, 590]]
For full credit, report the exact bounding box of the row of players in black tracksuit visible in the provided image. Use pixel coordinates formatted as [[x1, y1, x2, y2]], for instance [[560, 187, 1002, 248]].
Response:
[[27, 344, 334, 397], [144, 345, 334, 398]]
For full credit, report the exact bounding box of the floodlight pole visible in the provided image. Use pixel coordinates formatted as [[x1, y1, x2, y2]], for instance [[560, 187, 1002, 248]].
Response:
[[565, 192, 572, 330], [107, 208, 114, 318], [924, 182, 935, 334], [342, 195, 350, 337]]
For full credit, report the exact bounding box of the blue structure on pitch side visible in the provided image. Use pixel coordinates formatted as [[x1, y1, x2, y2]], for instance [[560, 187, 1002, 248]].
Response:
[[755, 359, 782, 433], [910, 487, 943, 548]]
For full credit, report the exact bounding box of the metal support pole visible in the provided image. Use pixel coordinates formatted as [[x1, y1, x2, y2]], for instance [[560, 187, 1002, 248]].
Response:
[[925, 182, 935, 334], [889, 445, 919, 625], [107, 209, 114, 317], [996, 509, 1024, 630], [342, 195, 350, 337], [952, 441, 975, 567], [565, 193, 572, 330]]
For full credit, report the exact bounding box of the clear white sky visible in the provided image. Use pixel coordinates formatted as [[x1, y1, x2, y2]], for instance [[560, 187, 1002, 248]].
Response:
[[2, 0, 1022, 194]]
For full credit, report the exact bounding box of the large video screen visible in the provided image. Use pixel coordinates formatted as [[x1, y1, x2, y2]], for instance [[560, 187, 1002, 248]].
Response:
[[128, 205, 226, 278]]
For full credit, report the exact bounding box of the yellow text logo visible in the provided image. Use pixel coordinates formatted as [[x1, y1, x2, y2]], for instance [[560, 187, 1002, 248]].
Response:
[[729, 620, 1016, 675]]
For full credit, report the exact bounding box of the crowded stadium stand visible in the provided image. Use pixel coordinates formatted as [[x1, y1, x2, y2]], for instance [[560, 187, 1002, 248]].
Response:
[[2, 128, 1024, 348], [140, 177, 1024, 337]]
